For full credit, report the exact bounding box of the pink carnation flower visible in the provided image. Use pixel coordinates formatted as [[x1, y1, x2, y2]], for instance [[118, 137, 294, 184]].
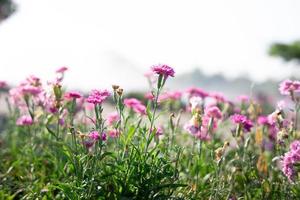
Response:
[[64, 91, 82, 100], [151, 64, 175, 78], [205, 106, 222, 119], [56, 66, 68, 73], [279, 80, 300, 95], [89, 131, 100, 141], [21, 85, 42, 96], [86, 89, 110, 105], [16, 115, 33, 126], [231, 114, 253, 132]]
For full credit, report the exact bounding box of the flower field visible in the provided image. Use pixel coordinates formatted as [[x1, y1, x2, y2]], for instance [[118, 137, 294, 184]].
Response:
[[1, 65, 300, 199]]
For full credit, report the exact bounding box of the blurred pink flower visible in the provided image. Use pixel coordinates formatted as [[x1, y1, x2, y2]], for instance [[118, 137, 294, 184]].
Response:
[[16, 115, 33, 126], [257, 115, 269, 125], [279, 80, 300, 95], [108, 129, 121, 138], [144, 92, 155, 101], [89, 131, 100, 141], [56, 66, 68, 73], [0, 80, 7, 88], [64, 91, 82, 100], [107, 112, 120, 126], [124, 98, 146, 115], [210, 92, 227, 103], [231, 114, 253, 132], [237, 95, 249, 103], [186, 87, 208, 98], [158, 91, 182, 102], [205, 106, 222, 119], [21, 85, 42, 96]]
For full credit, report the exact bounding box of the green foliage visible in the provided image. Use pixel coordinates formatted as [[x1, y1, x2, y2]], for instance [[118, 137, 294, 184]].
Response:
[[269, 40, 300, 63]]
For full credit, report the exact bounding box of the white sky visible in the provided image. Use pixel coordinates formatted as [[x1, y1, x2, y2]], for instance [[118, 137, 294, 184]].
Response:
[[0, 0, 299, 90]]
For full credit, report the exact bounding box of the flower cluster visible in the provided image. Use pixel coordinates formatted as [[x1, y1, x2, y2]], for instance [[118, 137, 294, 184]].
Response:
[[185, 102, 222, 141], [282, 140, 300, 182]]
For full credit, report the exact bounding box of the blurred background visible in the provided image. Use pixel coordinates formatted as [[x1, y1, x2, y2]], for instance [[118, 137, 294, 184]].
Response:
[[0, 0, 299, 98]]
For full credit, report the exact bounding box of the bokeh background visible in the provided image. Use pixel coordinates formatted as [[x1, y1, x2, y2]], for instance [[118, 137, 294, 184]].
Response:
[[0, 0, 299, 96]]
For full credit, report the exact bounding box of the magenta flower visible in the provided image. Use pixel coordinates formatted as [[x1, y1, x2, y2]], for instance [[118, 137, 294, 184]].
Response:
[[205, 106, 222, 119], [0, 81, 7, 89], [102, 132, 107, 141], [16, 115, 33, 126], [89, 131, 100, 141], [86, 89, 110, 105], [106, 112, 120, 126], [231, 114, 253, 132], [64, 91, 82, 100], [257, 115, 269, 125], [124, 98, 146, 115], [56, 66, 68, 73], [151, 64, 175, 78], [186, 87, 208, 99], [279, 79, 300, 95]]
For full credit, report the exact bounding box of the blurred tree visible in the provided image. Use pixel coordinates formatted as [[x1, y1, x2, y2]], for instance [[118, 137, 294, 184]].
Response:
[[269, 40, 300, 63], [0, 0, 16, 23]]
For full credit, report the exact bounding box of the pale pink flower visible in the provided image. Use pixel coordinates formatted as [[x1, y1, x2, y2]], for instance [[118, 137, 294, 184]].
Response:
[[144, 92, 155, 101], [205, 106, 222, 119], [21, 85, 42, 96], [279, 80, 300, 95], [16, 115, 33, 126], [107, 112, 120, 126], [124, 98, 146, 115], [56, 66, 68, 73], [210, 92, 227, 103], [237, 95, 249, 103], [158, 91, 182, 102], [108, 129, 121, 138], [186, 87, 208, 98]]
